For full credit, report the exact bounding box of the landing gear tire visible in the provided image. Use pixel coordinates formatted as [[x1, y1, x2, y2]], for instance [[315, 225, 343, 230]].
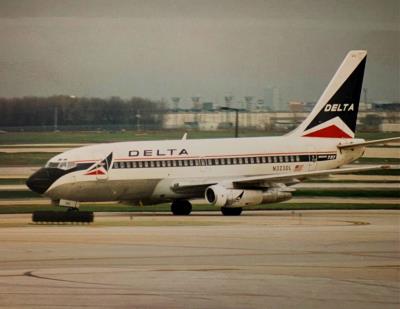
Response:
[[171, 200, 192, 216], [221, 207, 242, 216], [32, 210, 94, 223]]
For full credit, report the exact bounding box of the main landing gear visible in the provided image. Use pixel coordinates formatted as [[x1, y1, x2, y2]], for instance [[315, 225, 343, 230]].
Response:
[[171, 200, 192, 216], [221, 207, 243, 216]]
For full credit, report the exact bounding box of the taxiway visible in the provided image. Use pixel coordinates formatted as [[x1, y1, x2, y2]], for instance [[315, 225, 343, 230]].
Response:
[[0, 210, 399, 309]]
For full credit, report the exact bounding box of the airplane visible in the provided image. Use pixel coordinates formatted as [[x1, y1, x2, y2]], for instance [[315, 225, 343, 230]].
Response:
[[26, 50, 399, 216]]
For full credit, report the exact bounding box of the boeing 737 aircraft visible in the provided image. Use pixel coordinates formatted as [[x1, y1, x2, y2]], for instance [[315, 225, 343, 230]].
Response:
[[27, 50, 399, 215]]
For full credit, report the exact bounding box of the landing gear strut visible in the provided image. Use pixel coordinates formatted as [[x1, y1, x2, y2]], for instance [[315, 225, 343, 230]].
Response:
[[171, 200, 192, 216], [221, 207, 242, 216]]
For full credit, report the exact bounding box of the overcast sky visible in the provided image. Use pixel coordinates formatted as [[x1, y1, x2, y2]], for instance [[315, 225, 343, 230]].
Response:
[[0, 0, 398, 107]]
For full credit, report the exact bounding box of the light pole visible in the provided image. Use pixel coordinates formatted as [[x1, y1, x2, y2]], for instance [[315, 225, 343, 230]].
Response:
[[171, 97, 180, 111], [220, 107, 239, 138], [136, 111, 141, 131]]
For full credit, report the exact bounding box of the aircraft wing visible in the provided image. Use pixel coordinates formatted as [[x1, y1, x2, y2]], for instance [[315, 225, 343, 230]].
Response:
[[231, 165, 389, 186], [337, 137, 400, 149], [171, 165, 389, 193]]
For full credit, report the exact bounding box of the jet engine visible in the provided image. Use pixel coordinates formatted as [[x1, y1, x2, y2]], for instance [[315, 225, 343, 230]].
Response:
[[205, 185, 292, 207]]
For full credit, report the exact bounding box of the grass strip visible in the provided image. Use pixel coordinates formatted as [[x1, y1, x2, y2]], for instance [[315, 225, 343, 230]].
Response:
[[0, 130, 280, 145], [0, 152, 56, 166], [0, 203, 398, 214], [354, 157, 400, 164], [1, 187, 399, 200], [0, 131, 397, 145], [304, 179, 400, 183], [0, 179, 27, 185], [2, 188, 400, 200], [0, 191, 42, 199], [294, 189, 400, 198], [351, 169, 400, 176]]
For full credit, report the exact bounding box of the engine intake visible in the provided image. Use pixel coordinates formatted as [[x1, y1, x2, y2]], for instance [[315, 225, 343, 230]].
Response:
[[205, 185, 293, 207]]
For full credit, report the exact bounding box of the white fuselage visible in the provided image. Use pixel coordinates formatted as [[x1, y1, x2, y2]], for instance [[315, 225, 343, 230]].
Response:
[[43, 136, 365, 204]]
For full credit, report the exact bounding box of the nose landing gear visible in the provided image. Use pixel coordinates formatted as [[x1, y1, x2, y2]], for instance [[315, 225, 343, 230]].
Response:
[[32, 200, 94, 223], [32, 209, 94, 223]]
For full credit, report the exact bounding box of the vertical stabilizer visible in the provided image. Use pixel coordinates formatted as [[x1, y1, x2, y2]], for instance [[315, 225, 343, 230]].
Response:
[[289, 50, 367, 138]]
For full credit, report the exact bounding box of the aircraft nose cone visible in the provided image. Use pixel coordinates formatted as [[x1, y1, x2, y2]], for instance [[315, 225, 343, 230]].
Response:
[[26, 168, 56, 194]]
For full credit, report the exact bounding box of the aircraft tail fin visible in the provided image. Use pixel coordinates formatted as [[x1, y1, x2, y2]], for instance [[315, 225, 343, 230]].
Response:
[[289, 50, 367, 139]]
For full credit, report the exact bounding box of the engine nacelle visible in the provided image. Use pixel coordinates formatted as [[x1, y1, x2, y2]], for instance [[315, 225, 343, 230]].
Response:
[[205, 185, 293, 207], [205, 185, 263, 207], [261, 189, 292, 203]]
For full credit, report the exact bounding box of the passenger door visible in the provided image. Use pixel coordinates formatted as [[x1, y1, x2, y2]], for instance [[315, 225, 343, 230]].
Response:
[[309, 153, 318, 171]]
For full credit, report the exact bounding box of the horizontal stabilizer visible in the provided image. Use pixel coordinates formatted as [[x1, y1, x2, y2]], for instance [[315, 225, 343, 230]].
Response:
[[337, 137, 400, 149]]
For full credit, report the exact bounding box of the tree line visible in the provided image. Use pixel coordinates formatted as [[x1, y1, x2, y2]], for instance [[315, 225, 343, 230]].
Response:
[[0, 96, 166, 130]]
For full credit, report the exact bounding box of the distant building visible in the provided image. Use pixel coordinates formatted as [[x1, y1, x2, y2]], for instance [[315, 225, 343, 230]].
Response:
[[288, 101, 305, 112], [256, 99, 265, 111], [163, 110, 400, 132], [380, 123, 400, 132], [372, 102, 400, 112], [202, 102, 214, 111], [304, 102, 316, 112], [263, 87, 274, 111]]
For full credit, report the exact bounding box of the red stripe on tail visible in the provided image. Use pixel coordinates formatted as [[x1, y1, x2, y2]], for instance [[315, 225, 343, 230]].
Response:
[[303, 125, 352, 138]]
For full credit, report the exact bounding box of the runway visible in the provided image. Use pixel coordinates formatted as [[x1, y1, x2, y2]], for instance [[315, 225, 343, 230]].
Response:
[[0, 210, 399, 309]]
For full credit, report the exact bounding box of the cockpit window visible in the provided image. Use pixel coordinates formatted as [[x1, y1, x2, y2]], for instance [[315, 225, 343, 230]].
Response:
[[47, 162, 59, 168], [46, 160, 77, 170]]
